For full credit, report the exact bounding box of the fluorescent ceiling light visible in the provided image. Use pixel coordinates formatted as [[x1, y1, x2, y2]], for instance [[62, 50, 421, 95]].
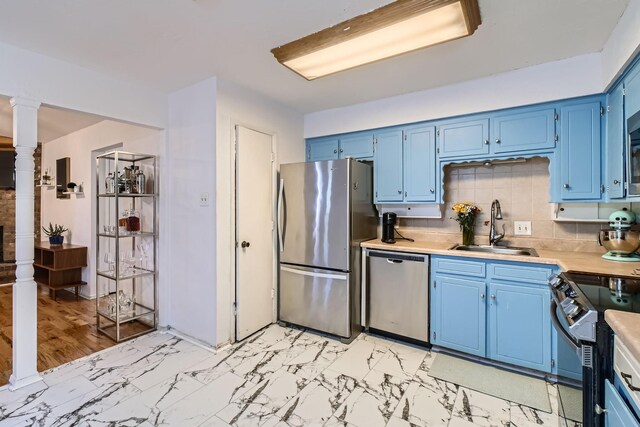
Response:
[[271, 0, 481, 80]]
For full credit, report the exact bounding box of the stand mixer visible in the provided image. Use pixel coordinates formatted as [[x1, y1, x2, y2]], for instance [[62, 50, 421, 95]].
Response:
[[599, 210, 640, 261]]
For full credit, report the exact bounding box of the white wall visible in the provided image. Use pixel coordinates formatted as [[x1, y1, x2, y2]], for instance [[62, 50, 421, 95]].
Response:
[[166, 78, 218, 345], [41, 120, 164, 299], [214, 78, 304, 346], [304, 53, 603, 137], [601, 0, 640, 89], [0, 41, 166, 128]]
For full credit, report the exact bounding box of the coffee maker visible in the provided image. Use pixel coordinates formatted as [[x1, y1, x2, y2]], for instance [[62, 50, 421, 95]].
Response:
[[382, 212, 397, 244]]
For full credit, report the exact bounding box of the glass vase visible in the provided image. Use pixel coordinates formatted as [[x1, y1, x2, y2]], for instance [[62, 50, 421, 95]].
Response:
[[462, 225, 475, 246]]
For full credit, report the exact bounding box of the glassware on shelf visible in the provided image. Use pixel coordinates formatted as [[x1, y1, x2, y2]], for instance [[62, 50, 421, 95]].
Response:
[[103, 252, 115, 273], [105, 173, 115, 193], [118, 211, 129, 235], [101, 290, 135, 320], [137, 242, 151, 269]]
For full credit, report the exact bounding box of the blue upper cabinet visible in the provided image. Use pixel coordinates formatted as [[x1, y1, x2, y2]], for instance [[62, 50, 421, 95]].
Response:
[[606, 84, 625, 199], [487, 282, 551, 372], [374, 129, 404, 202], [558, 101, 603, 200], [307, 133, 373, 161], [438, 119, 490, 159], [307, 136, 339, 161], [339, 132, 374, 159], [403, 125, 436, 202], [491, 108, 556, 155], [625, 60, 640, 121]]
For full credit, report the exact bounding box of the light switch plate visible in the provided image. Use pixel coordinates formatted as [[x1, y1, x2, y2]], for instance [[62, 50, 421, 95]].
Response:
[[514, 221, 532, 236]]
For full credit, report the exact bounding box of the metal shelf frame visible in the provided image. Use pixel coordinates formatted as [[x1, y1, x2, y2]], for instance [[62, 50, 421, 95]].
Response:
[[95, 150, 158, 342]]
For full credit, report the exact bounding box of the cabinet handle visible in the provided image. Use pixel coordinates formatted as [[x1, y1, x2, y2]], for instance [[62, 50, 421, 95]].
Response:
[[480, 293, 485, 299], [333, 149, 337, 154], [398, 190, 402, 194], [621, 372, 640, 392], [430, 188, 435, 193], [405, 191, 407, 197], [614, 179, 621, 185], [563, 183, 570, 189], [595, 404, 607, 415], [490, 294, 496, 300], [483, 139, 489, 145], [340, 148, 344, 153], [495, 139, 501, 144]]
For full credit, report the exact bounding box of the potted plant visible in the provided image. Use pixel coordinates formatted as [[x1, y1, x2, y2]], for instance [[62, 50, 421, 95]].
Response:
[[42, 223, 68, 245]]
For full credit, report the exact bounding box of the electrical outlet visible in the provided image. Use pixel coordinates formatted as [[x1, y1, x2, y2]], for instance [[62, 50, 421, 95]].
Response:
[[514, 221, 532, 236], [200, 192, 209, 207]]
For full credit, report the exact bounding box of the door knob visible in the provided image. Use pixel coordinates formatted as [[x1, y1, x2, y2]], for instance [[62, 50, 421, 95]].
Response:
[[483, 139, 489, 145], [614, 179, 621, 185], [495, 139, 501, 144], [241, 241, 250, 248], [490, 294, 496, 300], [398, 190, 402, 194], [333, 149, 337, 154], [430, 188, 435, 193], [480, 293, 485, 299], [563, 183, 570, 189]]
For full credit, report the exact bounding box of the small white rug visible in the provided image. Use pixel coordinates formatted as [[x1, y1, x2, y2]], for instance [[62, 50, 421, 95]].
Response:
[[428, 353, 552, 413]]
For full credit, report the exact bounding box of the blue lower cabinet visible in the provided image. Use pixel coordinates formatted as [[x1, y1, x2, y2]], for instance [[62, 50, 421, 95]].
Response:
[[605, 379, 640, 427], [432, 274, 486, 357], [488, 283, 551, 372]]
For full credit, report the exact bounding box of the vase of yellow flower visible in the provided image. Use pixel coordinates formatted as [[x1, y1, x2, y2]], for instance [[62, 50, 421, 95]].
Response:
[[452, 202, 481, 246]]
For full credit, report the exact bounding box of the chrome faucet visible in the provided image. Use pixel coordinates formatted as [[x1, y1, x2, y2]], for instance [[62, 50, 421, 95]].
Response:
[[489, 199, 505, 246]]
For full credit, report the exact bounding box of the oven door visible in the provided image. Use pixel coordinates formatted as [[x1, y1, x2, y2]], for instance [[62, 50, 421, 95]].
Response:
[[551, 301, 596, 427]]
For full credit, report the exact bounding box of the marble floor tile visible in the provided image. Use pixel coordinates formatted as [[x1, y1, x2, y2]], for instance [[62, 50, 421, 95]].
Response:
[[216, 369, 307, 426], [276, 369, 358, 427], [450, 387, 511, 427], [0, 324, 566, 427], [327, 339, 387, 380]]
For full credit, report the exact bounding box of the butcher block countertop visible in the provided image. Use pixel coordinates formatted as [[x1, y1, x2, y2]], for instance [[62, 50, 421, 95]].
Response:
[[360, 239, 640, 278]]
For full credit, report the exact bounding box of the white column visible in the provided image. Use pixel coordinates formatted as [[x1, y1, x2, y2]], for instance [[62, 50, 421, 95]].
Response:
[[9, 97, 42, 390]]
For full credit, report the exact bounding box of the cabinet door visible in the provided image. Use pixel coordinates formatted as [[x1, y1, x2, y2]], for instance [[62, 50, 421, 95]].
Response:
[[403, 125, 436, 202], [438, 119, 490, 159], [625, 61, 640, 121], [604, 379, 640, 427], [374, 129, 404, 202], [340, 132, 374, 159], [307, 137, 339, 161], [431, 275, 486, 357], [491, 108, 556, 154], [487, 283, 551, 372], [559, 102, 602, 200], [606, 84, 625, 199]]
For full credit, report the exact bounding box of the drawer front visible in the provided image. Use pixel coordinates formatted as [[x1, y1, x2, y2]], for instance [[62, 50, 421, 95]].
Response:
[[432, 257, 486, 278], [614, 337, 640, 413], [489, 263, 555, 285]]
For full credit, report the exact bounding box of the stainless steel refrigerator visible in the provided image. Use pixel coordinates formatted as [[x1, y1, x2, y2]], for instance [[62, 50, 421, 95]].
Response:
[[278, 159, 377, 342]]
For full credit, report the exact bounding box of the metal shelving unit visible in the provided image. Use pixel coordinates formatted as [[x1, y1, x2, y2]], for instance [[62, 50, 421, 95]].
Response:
[[95, 150, 157, 342]]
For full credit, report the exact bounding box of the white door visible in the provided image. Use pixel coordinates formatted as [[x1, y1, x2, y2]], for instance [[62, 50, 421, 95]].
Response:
[[235, 125, 275, 341]]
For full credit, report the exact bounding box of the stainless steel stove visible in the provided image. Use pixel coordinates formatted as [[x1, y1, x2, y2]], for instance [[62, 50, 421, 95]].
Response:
[[548, 272, 640, 427]]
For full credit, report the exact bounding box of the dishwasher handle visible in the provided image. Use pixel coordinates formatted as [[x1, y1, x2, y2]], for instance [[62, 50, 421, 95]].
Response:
[[368, 250, 426, 263]]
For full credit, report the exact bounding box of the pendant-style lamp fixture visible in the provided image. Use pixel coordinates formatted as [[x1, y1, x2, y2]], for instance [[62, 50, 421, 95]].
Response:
[[271, 0, 481, 80]]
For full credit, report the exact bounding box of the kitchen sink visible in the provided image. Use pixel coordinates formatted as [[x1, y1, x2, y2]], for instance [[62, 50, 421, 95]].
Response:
[[449, 244, 539, 257]]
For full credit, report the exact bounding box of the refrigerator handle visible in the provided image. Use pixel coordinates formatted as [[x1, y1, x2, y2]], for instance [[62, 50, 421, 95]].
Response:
[[278, 178, 284, 252]]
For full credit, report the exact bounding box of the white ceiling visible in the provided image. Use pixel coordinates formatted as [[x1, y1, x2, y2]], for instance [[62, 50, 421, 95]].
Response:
[[0, 0, 630, 114], [0, 97, 104, 143]]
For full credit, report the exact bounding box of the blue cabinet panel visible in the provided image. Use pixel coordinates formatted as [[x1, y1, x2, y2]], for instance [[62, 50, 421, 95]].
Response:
[[340, 132, 374, 159], [605, 379, 640, 427], [553, 325, 583, 381], [432, 257, 486, 278], [625, 61, 640, 121], [489, 263, 554, 285], [307, 137, 339, 161], [607, 84, 625, 199], [559, 102, 602, 200], [374, 129, 404, 202], [432, 275, 486, 357], [488, 283, 551, 372], [404, 125, 436, 202], [438, 119, 490, 159], [491, 108, 556, 154]]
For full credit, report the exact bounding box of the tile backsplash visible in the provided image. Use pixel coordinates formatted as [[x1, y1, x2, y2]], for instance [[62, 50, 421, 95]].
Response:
[[396, 157, 605, 253]]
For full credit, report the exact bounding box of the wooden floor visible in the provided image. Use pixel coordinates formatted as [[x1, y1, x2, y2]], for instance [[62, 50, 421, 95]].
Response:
[[0, 284, 121, 387]]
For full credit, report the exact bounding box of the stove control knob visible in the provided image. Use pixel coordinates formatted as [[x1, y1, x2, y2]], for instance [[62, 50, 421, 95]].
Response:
[[567, 305, 582, 319], [549, 276, 564, 288], [560, 298, 575, 308]]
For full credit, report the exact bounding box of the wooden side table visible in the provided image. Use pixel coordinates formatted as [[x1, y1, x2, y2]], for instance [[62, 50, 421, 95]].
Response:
[[34, 242, 87, 300]]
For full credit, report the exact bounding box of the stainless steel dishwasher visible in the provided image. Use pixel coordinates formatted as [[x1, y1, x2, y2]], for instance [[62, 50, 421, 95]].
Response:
[[366, 250, 429, 342]]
